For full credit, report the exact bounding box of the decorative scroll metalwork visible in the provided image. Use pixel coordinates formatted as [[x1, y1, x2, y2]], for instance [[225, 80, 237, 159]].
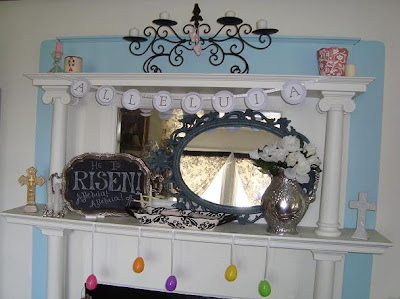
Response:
[[147, 110, 308, 224], [123, 4, 278, 74]]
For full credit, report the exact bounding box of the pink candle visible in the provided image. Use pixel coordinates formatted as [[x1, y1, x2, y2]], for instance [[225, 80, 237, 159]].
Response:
[[56, 41, 62, 53], [55, 41, 62, 59]]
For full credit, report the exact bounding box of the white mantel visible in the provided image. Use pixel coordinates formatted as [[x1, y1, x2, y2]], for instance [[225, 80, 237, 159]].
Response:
[[1, 205, 391, 299], [2, 73, 387, 299]]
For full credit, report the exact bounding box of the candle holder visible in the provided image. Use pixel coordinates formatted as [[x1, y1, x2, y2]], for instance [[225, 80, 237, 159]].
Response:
[[48, 51, 64, 73], [123, 3, 278, 73]]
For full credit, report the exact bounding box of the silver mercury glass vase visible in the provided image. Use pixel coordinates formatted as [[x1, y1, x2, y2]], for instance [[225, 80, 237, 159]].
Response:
[[261, 168, 319, 235]]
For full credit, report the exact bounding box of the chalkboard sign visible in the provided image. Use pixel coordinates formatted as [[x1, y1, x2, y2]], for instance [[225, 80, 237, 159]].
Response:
[[63, 153, 151, 216]]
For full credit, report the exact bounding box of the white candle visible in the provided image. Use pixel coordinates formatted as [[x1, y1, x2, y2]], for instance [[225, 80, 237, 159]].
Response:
[[256, 19, 268, 30], [129, 27, 140, 37], [159, 11, 170, 19], [225, 11, 236, 17], [345, 64, 357, 76]]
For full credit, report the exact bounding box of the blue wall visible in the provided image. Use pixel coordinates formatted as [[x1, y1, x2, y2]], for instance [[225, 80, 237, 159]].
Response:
[[33, 35, 384, 299]]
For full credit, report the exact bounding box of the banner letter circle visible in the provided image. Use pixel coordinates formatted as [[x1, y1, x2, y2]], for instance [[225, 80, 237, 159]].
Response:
[[70, 79, 91, 98], [245, 88, 268, 110], [181, 92, 203, 114], [213, 91, 235, 113], [96, 85, 116, 106], [153, 91, 173, 112], [122, 89, 142, 110], [281, 80, 307, 105]]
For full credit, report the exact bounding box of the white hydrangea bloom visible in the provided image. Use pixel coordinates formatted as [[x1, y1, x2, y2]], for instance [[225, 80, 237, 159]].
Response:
[[304, 143, 317, 157], [249, 150, 260, 160], [278, 136, 300, 152], [285, 152, 302, 167]]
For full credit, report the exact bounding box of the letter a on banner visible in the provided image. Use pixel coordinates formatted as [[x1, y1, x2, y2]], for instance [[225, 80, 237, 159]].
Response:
[[281, 80, 307, 105]]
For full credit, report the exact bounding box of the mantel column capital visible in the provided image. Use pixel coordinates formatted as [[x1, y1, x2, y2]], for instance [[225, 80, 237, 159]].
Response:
[[41, 86, 78, 105], [40, 227, 71, 237], [311, 250, 345, 262], [317, 91, 356, 114]]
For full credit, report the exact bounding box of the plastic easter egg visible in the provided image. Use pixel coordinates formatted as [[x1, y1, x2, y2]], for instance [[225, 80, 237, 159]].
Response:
[[165, 275, 177, 291], [224, 264, 237, 282], [133, 256, 145, 273], [86, 274, 98, 291], [258, 280, 271, 297]]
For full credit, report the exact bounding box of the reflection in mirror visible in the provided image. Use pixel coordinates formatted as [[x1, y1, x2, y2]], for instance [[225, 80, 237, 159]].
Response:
[[118, 109, 282, 205], [181, 127, 281, 207]]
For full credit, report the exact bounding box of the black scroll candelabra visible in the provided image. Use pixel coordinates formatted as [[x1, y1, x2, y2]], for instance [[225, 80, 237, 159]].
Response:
[[123, 4, 278, 74]]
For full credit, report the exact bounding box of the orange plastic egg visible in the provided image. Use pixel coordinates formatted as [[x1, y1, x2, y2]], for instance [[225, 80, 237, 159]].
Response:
[[224, 264, 237, 282], [133, 256, 144, 273]]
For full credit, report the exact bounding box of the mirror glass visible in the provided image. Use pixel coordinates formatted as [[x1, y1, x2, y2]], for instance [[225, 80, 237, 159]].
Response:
[[118, 109, 284, 208], [180, 126, 281, 207]]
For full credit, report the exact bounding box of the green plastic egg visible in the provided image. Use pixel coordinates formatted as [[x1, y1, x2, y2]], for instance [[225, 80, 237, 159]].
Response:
[[258, 280, 271, 297]]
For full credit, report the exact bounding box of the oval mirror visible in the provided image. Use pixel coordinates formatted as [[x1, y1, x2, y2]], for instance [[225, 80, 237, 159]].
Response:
[[148, 110, 309, 223]]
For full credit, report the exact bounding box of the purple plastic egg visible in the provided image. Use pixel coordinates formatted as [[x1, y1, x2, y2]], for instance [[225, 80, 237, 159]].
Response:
[[86, 274, 98, 290], [165, 275, 177, 291]]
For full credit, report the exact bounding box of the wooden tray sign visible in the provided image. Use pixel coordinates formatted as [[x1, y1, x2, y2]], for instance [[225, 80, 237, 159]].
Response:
[[63, 153, 151, 216]]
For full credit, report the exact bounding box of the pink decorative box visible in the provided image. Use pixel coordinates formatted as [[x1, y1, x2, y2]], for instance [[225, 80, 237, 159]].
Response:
[[317, 47, 348, 76]]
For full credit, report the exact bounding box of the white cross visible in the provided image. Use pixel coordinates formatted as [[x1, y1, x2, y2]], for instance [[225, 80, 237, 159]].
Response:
[[349, 192, 377, 240]]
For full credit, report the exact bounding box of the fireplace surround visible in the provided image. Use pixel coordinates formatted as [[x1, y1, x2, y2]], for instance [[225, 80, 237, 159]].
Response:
[[1, 72, 392, 299]]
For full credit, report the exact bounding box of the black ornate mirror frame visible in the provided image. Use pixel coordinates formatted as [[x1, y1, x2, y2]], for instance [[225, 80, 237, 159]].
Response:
[[148, 110, 309, 224]]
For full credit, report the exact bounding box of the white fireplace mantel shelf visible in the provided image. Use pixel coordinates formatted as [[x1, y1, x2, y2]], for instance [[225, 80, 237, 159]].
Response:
[[25, 72, 374, 97], [2, 205, 391, 255]]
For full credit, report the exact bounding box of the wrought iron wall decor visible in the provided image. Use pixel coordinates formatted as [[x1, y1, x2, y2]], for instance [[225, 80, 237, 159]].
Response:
[[123, 4, 278, 73]]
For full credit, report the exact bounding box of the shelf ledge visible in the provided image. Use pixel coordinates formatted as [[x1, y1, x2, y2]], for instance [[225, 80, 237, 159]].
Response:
[[1, 205, 391, 255]]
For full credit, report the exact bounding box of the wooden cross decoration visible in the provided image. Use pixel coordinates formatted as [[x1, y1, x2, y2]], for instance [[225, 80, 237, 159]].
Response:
[[18, 166, 45, 213], [349, 192, 377, 240]]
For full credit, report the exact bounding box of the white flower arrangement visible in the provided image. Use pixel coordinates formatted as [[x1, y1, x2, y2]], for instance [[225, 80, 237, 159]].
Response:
[[249, 135, 321, 184]]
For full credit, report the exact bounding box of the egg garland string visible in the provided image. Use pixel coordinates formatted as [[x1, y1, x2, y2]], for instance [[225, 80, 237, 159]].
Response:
[[85, 223, 98, 291], [165, 230, 178, 292], [133, 227, 145, 273], [224, 235, 238, 282], [258, 238, 272, 297]]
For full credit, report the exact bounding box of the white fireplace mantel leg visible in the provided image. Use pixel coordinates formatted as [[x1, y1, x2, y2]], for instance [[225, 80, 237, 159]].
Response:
[[41, 87, 77, 298], [40, 228, 70, 299], [312, 250, 344, 299], [315, 91, 356, 237]]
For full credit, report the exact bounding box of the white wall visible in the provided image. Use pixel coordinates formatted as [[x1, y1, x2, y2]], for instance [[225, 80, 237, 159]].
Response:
[[0, 0, 399, 298]]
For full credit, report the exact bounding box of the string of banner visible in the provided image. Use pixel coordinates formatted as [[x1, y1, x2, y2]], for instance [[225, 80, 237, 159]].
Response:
[[64, 76, 324, 119]]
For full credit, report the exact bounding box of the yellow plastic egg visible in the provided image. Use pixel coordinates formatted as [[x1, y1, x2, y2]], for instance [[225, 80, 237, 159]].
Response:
[[133, 256, 144, 273], [225, 264, 237, 282]]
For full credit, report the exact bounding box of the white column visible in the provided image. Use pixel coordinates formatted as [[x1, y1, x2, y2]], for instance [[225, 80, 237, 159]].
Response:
[[42, 86, 75, 175], [315, 91, 356, 237], [41, 87, 76, 299], [312, 251, 344, 299], [41, 228, 69, 299]]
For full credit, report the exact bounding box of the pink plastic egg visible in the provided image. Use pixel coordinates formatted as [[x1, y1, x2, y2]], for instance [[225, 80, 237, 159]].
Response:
[[86, 274, 97, 290], [165, 275, 177, 291]]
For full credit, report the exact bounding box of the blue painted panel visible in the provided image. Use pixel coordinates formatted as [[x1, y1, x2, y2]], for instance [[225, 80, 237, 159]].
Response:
[[342, 253, 374, 299], [33, 36, 384, 299], [32, 39, 55, 299], [344, 40, 385, 229], [341, 41, 385, 299], [57, 35, 359, 75]]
